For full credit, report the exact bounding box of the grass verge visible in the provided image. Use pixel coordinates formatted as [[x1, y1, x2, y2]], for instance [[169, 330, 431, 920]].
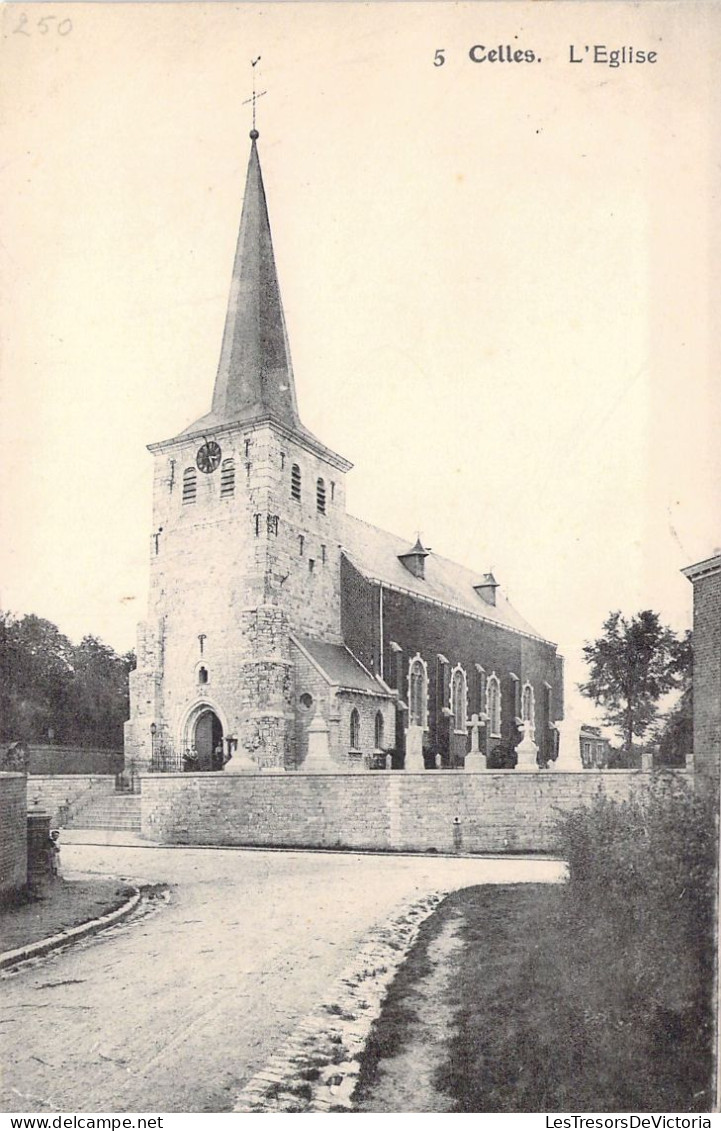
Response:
[[355, 881, 713, 1112], [0, 879, 136, 953]]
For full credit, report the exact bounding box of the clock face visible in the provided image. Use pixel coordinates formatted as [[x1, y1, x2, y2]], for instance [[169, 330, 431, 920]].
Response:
[[196, 440, 222, 474]]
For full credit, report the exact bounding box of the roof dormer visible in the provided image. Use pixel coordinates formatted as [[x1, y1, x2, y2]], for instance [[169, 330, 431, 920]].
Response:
[[474, 572, 499, 606], [398, 537, 430, 581]]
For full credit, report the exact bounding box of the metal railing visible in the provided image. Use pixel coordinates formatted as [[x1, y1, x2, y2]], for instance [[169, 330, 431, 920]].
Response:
[[148, 746, 185, 773]]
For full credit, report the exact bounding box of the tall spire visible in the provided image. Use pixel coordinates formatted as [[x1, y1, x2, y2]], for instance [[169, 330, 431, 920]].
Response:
[[209, 130, 300, 432]]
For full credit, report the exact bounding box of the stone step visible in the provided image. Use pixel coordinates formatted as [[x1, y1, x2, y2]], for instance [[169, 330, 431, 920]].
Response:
[[68, 819, 141, 830], [73, 819, 141, 830], [65, 793, 142, 830], [72, 804, 142, 816]]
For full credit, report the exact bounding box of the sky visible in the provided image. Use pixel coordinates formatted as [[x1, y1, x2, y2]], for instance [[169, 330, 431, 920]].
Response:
[[1, 1, 719, 731]]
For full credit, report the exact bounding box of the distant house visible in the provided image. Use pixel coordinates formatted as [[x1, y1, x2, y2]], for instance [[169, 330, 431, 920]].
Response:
[[579, 725, 612, 769]]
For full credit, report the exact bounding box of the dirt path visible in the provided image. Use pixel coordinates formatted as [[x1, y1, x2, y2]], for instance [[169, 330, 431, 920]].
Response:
[[355, 908, 465, 1112], [1, 841, 564, 1112]]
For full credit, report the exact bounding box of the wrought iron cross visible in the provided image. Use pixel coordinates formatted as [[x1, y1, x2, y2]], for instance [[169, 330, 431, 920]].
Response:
[[242, 56, 267, 133]]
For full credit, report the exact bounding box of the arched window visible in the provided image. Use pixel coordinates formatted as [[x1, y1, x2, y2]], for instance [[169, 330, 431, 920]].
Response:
[[510, 673, 521, 720], [374, 711, 384, 750], [182, 467, 197, 505], [198, 666, 208, 685], [350, 708, 361, 750], [475, 665, 487, 716], [291, 464, 301, 501], [220, 458, 235, 497], [316, 478, 326, 514], [522, 682, 535, 731], [486, 673, 501, 737], [408, 655, 428, 728], [451, 666, 468, 733]]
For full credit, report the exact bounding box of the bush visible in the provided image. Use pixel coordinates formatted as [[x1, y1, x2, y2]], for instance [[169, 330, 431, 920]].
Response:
[[557, 776, 716, 1104]]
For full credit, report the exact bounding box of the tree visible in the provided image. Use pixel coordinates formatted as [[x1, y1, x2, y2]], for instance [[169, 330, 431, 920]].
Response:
[[579, 611, 687, 756], [0, 612, 74, 743], [653, 630, 693, 767], [65, 635, 135, 749], [0, 610, 135, 748]]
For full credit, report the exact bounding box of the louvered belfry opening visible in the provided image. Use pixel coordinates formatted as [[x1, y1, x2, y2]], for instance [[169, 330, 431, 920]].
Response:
[[182, 467, 197, 504], [220, 458, 235, 497]]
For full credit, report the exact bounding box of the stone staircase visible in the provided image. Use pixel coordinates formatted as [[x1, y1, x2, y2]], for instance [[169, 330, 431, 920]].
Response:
[[64, 791, 142, 832]]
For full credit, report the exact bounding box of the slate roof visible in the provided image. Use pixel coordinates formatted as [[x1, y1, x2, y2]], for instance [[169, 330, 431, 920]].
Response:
[[166, 135, 351, 472], [174, 134, 316, 452], [293, 636, 393, 697], [340, 513, 551, 643]]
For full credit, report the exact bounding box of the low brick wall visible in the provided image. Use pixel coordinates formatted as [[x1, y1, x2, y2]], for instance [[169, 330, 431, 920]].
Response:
[[27, 775, 116, 824], [0, 773, 28, 894], [140, 769, 683, 854]]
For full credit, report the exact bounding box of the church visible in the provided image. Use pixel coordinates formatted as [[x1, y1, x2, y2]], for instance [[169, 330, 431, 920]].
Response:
[[124, 126, 564, 776]]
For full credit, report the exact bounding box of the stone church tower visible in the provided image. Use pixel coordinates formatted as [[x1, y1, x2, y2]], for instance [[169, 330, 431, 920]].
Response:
[[125, 130, 352, 771]]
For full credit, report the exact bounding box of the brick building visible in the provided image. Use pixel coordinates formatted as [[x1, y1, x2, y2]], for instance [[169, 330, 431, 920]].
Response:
[[578, 725, 612, 770], [124, 130, 564, 774], [683, 552, 721, 786]]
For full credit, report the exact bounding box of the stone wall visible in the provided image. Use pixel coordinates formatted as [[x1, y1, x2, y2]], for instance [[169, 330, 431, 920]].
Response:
[[0, 773, 28, 895], [27, 746, 123, 776], [336, 693, 395, 770], [292, 644, 339, 769], [140, 769, 677, 854], [290, 642, 395, 770], [27, 775, 116, 824]]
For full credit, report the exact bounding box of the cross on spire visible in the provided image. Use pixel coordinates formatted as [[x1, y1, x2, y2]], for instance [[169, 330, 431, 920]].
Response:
[[242, 56, 267, 137]]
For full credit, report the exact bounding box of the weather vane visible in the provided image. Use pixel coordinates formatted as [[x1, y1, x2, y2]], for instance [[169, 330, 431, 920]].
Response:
[[242, 56, 267, 137]]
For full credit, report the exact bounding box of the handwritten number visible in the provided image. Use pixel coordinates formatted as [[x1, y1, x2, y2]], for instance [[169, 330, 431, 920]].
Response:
[[434, 48, 446, 67], [11, 12, 72, 37]]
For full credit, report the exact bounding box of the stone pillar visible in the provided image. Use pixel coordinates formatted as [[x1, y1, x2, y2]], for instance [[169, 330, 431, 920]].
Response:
[[27, 811, 53, 887], [404, 725, 425, 771], [554, 717, 583, 772], [302, 714, 336, 773], [224, 746, 258, 773], [641, 746, 654, 772], [465, 713, 487, 772], [515, 719, 539, 771]]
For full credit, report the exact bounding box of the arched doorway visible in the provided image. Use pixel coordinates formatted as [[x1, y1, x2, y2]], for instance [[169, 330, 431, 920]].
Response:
[[192, 709, 224, 771]]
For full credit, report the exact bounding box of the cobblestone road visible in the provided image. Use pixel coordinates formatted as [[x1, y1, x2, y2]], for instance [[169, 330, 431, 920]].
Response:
[[1, 840, 564, 1112]]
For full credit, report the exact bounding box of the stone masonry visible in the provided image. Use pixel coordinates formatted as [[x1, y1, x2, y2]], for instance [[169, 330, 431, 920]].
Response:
[[0, 773, 27, 895], [140, 768, 675, 855], [126, 419, 352, 770]]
